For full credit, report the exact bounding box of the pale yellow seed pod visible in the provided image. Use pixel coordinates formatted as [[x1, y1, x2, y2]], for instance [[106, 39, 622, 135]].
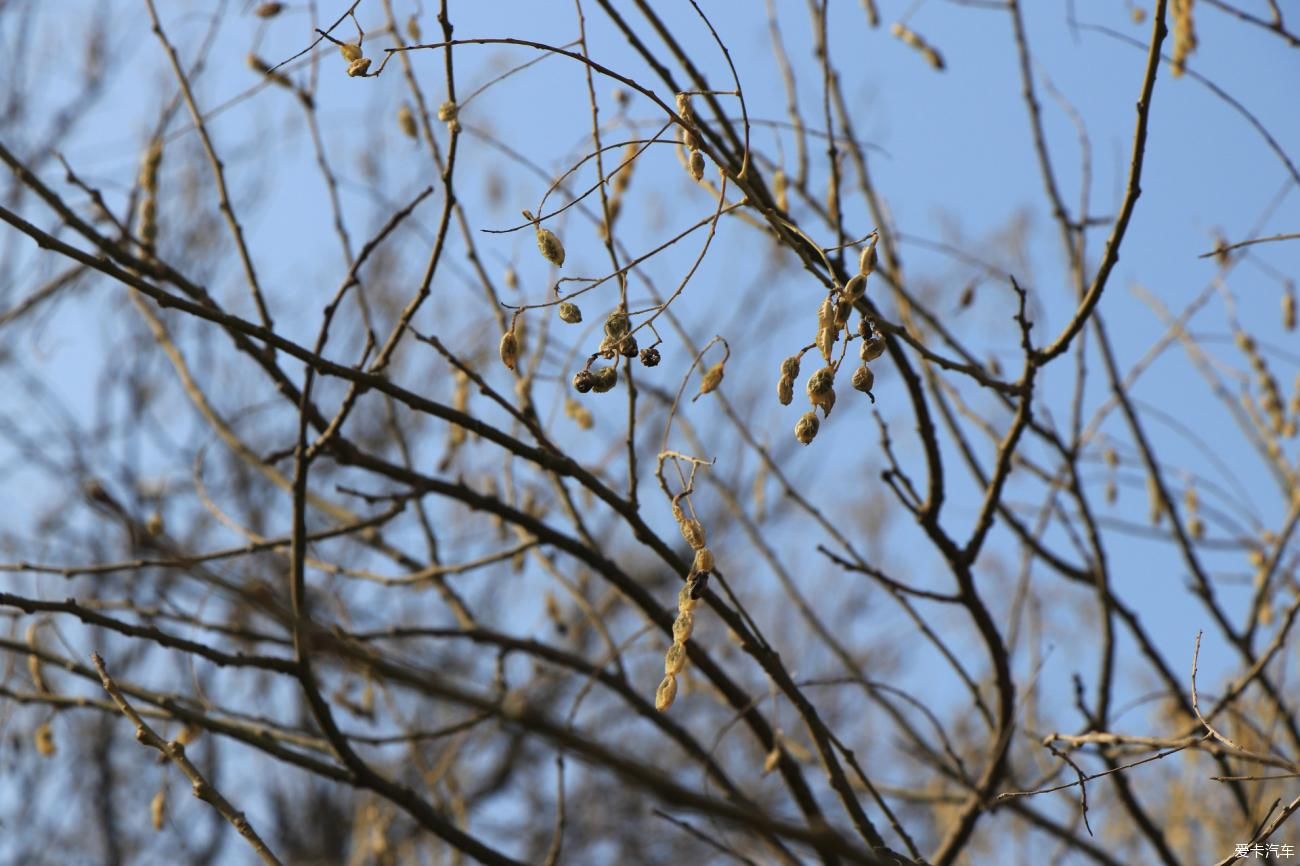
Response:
[[693, 546, 714, 574], [151, 789, 166, 831], [842, 273, 867, 304], [794, 411, 819, 445], [673, 610, 695, 643], [1131, 5, 1147, 24], [677, 583, 698, 612], [763, 745, 782, 775], [1147, 476, 1163, 525], [679, 518, 706, 550], [772, 168, 788, 212], [655, 674, 678, 711], [604, 311, 630, 339], [397, 104, 417, 139], [145, 512, 164, 537], [780, 355, 801, 380], [695, 363, 724, 401], [35, 722, 55, 757], [340, 42, 363, 62], [499, 330, 519, 371], [558, 302, 582, 323], [688, 148, 705, 181], [504, 266, 519, 291], [859, 237, 878, 275], [852, 364, 874, 393], [777, 375, 794, 406], [536, 226, 565, 267], [664, 642, 688, 676], [816, 326, 837, 363], [1284, 288, 1296, 331], [346, 57, 371, 77]]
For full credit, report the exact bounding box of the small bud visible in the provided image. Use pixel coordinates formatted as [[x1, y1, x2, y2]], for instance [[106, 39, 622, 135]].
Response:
[[692, 546, 714, 574], [498, 330, 519, 371], [851, 364, 875, 393], [591, 366, 618, 393], [339, 42, 363, 62], [346, 57, 371, 77], [679, 518, 706, 550], [794, 411, 819, 445], [558, 302, 582, 323], [655, 674, 678, 711], [687, 148, 705, 181], [536, 226, 565, 267], [664, 642, 688, 676], [572, 370, 594, 393], [397, 104, 417, 138], [639, 346, 661, 367], [672, 610, 695, 643]]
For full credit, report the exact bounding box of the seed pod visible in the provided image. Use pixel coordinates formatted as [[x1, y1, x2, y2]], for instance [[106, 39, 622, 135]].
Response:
[[860, 236, 878, 275], [558, 302, 582, 323], [692, 547, 714, 574], [498, 330, 519, 371], [833, 300, 853, 329], [255, 2, 284, 17], [603, 311, 630, 339], [407, 15, 421, 40], [1188, 515, 1205, 540], [664, 642, 688, 676], [773, 168, 788, 212], [340, 42, 363, 62], [597, 335, 618, 358], [688, 571, 710, 599], [504, 266, 519, 290], [816, 387, 837, 417], [619, 335, 639, 358], [673, 610, 695, 643], [816, 327, 837, 363], [640, 347, 661, 367], [695, 362, 724, 401], [437, 101, 458, 122], [591, 366, 618, 393], [681, 125, 700, 151], [655, 674, 678, 712], [677, 583, 698, 612], [777, 375, 794, 406], [780, 355, 801, 380], [687, 148, 705, 181], [807, 366, 835, 397], [572, 370, 594, 393], [536, 226, 565, 267], [794, 411, 819, 445], [1284, 287, 1296, 331], [763, 745, 783, 774], [346, 57, 371, 77], [675, 91, 695, 124], [679, 518, 706, 550], [861, 336, 886, 362], [35, 722, 55, 757], [397, 104, 417, 138], [842, 273, 867, 304], [852, 364, 875, 393], [564, 398, 593, 430], [151, 789, 166, 831]]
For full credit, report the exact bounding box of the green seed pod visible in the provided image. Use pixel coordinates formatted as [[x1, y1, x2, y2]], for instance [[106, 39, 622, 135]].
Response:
[[794, 411, 819, 445], [673, 610, 695, 643], [536, 226, 565, 267], [591, 366, 618, 393], [640, 347, 661, 367], [572, 370, 594, 393], [851, 364, 874, 393], [655, 674, 678, 712], [558, 302, 582, 323]]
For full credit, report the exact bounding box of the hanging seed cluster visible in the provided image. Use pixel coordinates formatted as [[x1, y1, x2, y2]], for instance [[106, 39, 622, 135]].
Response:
[[890, 23, 945, 71], [571, 309, 661, 397], [677, 93, 707, 182], [782, 235, 882, 445], [1170, 0, 1197, 77], [339, 41, 371, 78], [656, 499, 714, 712]]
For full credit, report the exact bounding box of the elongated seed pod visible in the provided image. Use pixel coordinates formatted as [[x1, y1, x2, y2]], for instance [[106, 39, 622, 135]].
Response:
[[255, 2, 284, 16], [694, 363, 724, 401], [35, 722, 55, 756], [677, 583, 698, 612], [688, 148, 705, 181], [664, 642, 687, 676], [679, 518, 706, 549], [398, 104, 417, 138], [773, 168, 788, 212], [499, 331, 519, 371], [536, 226, 565, 266], [781, 355, 801, 379], [151, 789, 166, 831], [777, 376, 794, 406], [673, 610, 695, 643], [655, 674, 678, 711], [842, 273, 867, 303]]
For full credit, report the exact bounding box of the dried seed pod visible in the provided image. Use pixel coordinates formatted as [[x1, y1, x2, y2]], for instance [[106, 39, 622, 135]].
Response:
[[603, 311, 630, 339], [340, 42, 363, 62], [655, 674, 678, 712], [597, 335, 618, 359], [687, 148, 705, 181], [1188, 515, 1205, 540], [806, 366, 835, 398], [558, 302, 582, 324], [536, 226, 565, 267], [833, 300, 853, 329], [860, 335, 886, 362], [1170, 0, 1196, 77], [151, 788, 166, 831], [816, 326, 837, 363], [772, 168, 788, 212], [346, 57, 371, 77], [694, 363, 724, 401], [860, 236, 878, 274], [640, 346, 661, 367], [572, 370, 594, 393], [681, 125, 700, 152], [504, 266, 519, 290], [437, 101, 458, 122], [794, 411, 819, 445], [852, 364, 875, 393], [397, 104, 417, 138], [777, 375, 794, 406], [664, 642, 688, 676], [407, 15, 421, 40], [677, 583, 698, 612], [673, 610, 695, 643], [675, 91, 695, 124], [842, 273, 867, 303], [498, 330, 519, 371], [679, 518, 706, 550], [35, 722, 55, 756], [564, 398, 593, 430], [816, 387, 837, 418], [692, 546, 715, 574], [591, 366, 618, 393], [1284, 287, 1296, 331], [619, 335, 639, 358], [890, 23, 945, 70], [780, 355, 801, 379], [255, 2, 284, 17]]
